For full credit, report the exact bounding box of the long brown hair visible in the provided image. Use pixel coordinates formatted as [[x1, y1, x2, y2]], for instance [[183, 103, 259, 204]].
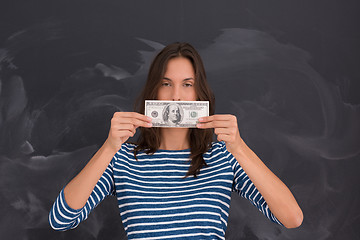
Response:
[[132, 42, 215, 178]]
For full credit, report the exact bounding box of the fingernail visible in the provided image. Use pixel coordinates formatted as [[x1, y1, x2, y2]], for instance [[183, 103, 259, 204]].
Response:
[[197, 123, 202, 127], [147, 123, 152, 127], [199, 117, 203, 121], [147, 117, 152, 121]]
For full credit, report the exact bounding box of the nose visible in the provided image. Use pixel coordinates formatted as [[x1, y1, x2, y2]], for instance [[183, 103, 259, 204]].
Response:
[[172, 85, 181, 101]]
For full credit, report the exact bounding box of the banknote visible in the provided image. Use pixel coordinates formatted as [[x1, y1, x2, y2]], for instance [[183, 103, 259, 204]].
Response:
[[145, 100, 209, 128]]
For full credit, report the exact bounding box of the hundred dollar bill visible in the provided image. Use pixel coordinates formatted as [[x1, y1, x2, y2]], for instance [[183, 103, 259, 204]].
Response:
[[145, 100, 209, 128]]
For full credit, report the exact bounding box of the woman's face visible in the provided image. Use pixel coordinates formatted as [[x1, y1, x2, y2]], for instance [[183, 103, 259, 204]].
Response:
[[157, 57, 197, 101]]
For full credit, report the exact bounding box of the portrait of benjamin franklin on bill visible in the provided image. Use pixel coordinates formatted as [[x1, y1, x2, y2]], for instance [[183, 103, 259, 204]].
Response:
[[162, 103, 184, 126]]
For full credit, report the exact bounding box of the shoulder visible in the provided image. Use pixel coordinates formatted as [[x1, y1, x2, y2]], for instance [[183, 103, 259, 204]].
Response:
[[203, 141, 234, 173], [206, 141, 235, 164], [207, 141, 227, 154], [121, 142, 138, 152], [203, 141, 228, 161], [113, 142, 137, 161]]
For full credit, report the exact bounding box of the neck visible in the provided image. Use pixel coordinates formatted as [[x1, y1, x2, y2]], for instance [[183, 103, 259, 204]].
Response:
[[159, 128, 191, 150]]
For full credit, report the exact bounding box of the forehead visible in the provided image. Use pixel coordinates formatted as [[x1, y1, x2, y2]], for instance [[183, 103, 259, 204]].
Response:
[[164, 57, 194, 76]]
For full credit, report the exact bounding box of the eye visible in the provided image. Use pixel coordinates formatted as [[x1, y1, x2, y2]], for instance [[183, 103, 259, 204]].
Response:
[[162, 82, 171, 87], [184, 83, 193, 87]]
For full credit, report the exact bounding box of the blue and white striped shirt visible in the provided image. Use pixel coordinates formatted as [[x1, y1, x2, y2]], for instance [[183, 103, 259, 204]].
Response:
[[49, 141, 282, 239]]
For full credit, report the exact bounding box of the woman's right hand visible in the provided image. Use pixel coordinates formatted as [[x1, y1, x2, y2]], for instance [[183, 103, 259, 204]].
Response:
[[62, 111, 152, 210], [105, 112, 153, 152]]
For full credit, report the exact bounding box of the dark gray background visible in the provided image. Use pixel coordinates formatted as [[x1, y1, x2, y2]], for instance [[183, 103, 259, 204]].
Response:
[[1, 0, 359, 239]]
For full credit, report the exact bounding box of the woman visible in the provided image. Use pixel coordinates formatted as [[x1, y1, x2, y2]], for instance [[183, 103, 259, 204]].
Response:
[[49, 42, 303, 239]]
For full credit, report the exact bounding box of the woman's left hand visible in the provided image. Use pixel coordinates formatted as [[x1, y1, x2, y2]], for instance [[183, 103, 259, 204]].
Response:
[[197, 114, 244, 155], [198, 114, 304, 228]]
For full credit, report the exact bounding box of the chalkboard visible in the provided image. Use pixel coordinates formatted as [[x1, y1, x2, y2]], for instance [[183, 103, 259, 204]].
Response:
[[0, 1, 359, 239]]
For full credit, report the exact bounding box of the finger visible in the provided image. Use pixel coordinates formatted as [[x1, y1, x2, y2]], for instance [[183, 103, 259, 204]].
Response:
[[214, 127, 231, 135], [113, 114, 152, 128], [132, 112, 153, 123], [197, 120, 233, 129], [216, 134, 232, 142], [198, 114, 235, 122], [116, 129, 135, 138], [196, 121, 213, 129], [112, 123, 136, 133], [111, 129, 133, 139], [116, 118, 152, 128], [114, 112, 152, 123]]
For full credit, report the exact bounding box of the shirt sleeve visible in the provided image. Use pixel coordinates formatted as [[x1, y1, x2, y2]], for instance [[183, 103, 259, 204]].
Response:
[[49, 156, 116, 231], [218, 141, 283, 226]]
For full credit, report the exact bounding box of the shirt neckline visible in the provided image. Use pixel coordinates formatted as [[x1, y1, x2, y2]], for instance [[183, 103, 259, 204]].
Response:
[[156, 148, 191, 152]]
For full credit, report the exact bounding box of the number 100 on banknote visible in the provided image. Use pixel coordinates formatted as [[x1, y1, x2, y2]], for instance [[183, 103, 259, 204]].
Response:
[[145, 100, 209, 128]]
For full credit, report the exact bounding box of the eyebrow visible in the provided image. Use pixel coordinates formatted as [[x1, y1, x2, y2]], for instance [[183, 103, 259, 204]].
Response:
[[163, 77, 194, 81]]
